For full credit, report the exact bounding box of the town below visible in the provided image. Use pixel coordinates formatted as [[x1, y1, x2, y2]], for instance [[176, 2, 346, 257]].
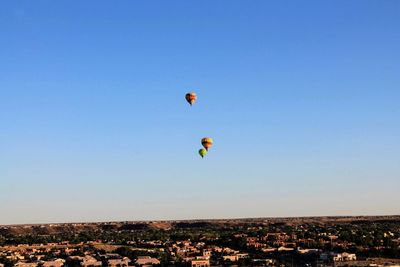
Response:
[[1, 216, 399, 267]]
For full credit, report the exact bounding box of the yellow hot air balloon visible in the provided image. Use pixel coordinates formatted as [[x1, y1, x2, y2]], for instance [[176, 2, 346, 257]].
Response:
[[201, 137, 213, 151], [185, 92, 197, 106]]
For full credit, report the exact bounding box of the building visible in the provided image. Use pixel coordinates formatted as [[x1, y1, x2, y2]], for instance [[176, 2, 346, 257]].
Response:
[[297, 248, 320, 254], [236, 253, 249, 259], [246, 237, 259, 247], [42, 259, 65, 267], [191, 258, 210, 267], [67, 256, 102, 267], [223, 255, 239, 262], [253, 259, 275, 265], [14, 263, 38, 267], [278, 246, 294, 252], [333, 252, 357, 262], [107, 257, 130, 267], [202, 249, 212, 259], [223, 252, 248, 262], [262, 247, 277, 253], [135, 256, 160, 266]]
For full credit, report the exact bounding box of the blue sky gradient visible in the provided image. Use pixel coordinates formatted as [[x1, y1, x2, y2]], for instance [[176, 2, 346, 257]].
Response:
[[1, 1, 399, 224]]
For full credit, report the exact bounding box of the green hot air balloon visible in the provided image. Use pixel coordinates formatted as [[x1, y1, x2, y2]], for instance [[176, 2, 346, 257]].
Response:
[[199, 148, 207, 158]]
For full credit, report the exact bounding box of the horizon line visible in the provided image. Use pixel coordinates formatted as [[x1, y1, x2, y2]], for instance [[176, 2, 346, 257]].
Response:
[[2, 214, 399, 227]]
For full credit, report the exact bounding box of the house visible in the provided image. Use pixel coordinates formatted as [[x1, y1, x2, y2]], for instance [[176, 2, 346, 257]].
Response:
[[223, 255, 239, 262], [14, 263, 38, 267], [246, 237, 259, 246], [212, 247, 221, 253], [222, 247, 238, 254], [261, 247, 277, 253], [191, 258, 210, 267], [333, 252, 356, 262], [253, 259, 275, 265], [236, 253, 249, 259], [42, 259, 65, 267], [107, 257, 130, 267], [135, 256, 160, 266], [34, 255, 46, 261], [14, 253, 25, 261], [297, 248, 320, 254], [67, 256, 102, 267], [202, 249, 212, 259], [278, 246, 294, 252]]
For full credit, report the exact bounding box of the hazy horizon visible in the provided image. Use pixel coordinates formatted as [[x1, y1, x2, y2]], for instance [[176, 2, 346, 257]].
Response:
[[1, 1, 399, 225], [2, 214, 400, 227]]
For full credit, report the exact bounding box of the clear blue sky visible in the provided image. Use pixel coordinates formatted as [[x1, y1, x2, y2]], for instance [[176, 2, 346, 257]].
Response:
[[1, 1, 399, 225]]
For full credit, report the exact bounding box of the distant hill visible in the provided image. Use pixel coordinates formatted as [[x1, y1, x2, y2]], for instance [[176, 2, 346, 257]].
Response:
[[1, 215, 399, 236]]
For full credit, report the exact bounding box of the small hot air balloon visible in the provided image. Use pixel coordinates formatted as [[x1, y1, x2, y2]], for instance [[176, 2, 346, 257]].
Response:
[[199, 148, 207, 158], [201, 137, 213, 151], [185, 92, 197, 106]]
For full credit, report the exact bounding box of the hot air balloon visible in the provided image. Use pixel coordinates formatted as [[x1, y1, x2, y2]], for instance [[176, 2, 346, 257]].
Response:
[[201, 137, 213, 151], [199, 148, 207, 158], [185, 92, 197, 106]]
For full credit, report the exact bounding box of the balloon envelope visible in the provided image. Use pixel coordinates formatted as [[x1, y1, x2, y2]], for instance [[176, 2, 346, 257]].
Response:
[[201, 137, 213, 151], [199, 148, 207, 158], [185, 92, 197, 106]]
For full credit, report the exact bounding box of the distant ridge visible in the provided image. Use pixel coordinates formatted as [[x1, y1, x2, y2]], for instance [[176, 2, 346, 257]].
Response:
[[1, 215, 399, 234]]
